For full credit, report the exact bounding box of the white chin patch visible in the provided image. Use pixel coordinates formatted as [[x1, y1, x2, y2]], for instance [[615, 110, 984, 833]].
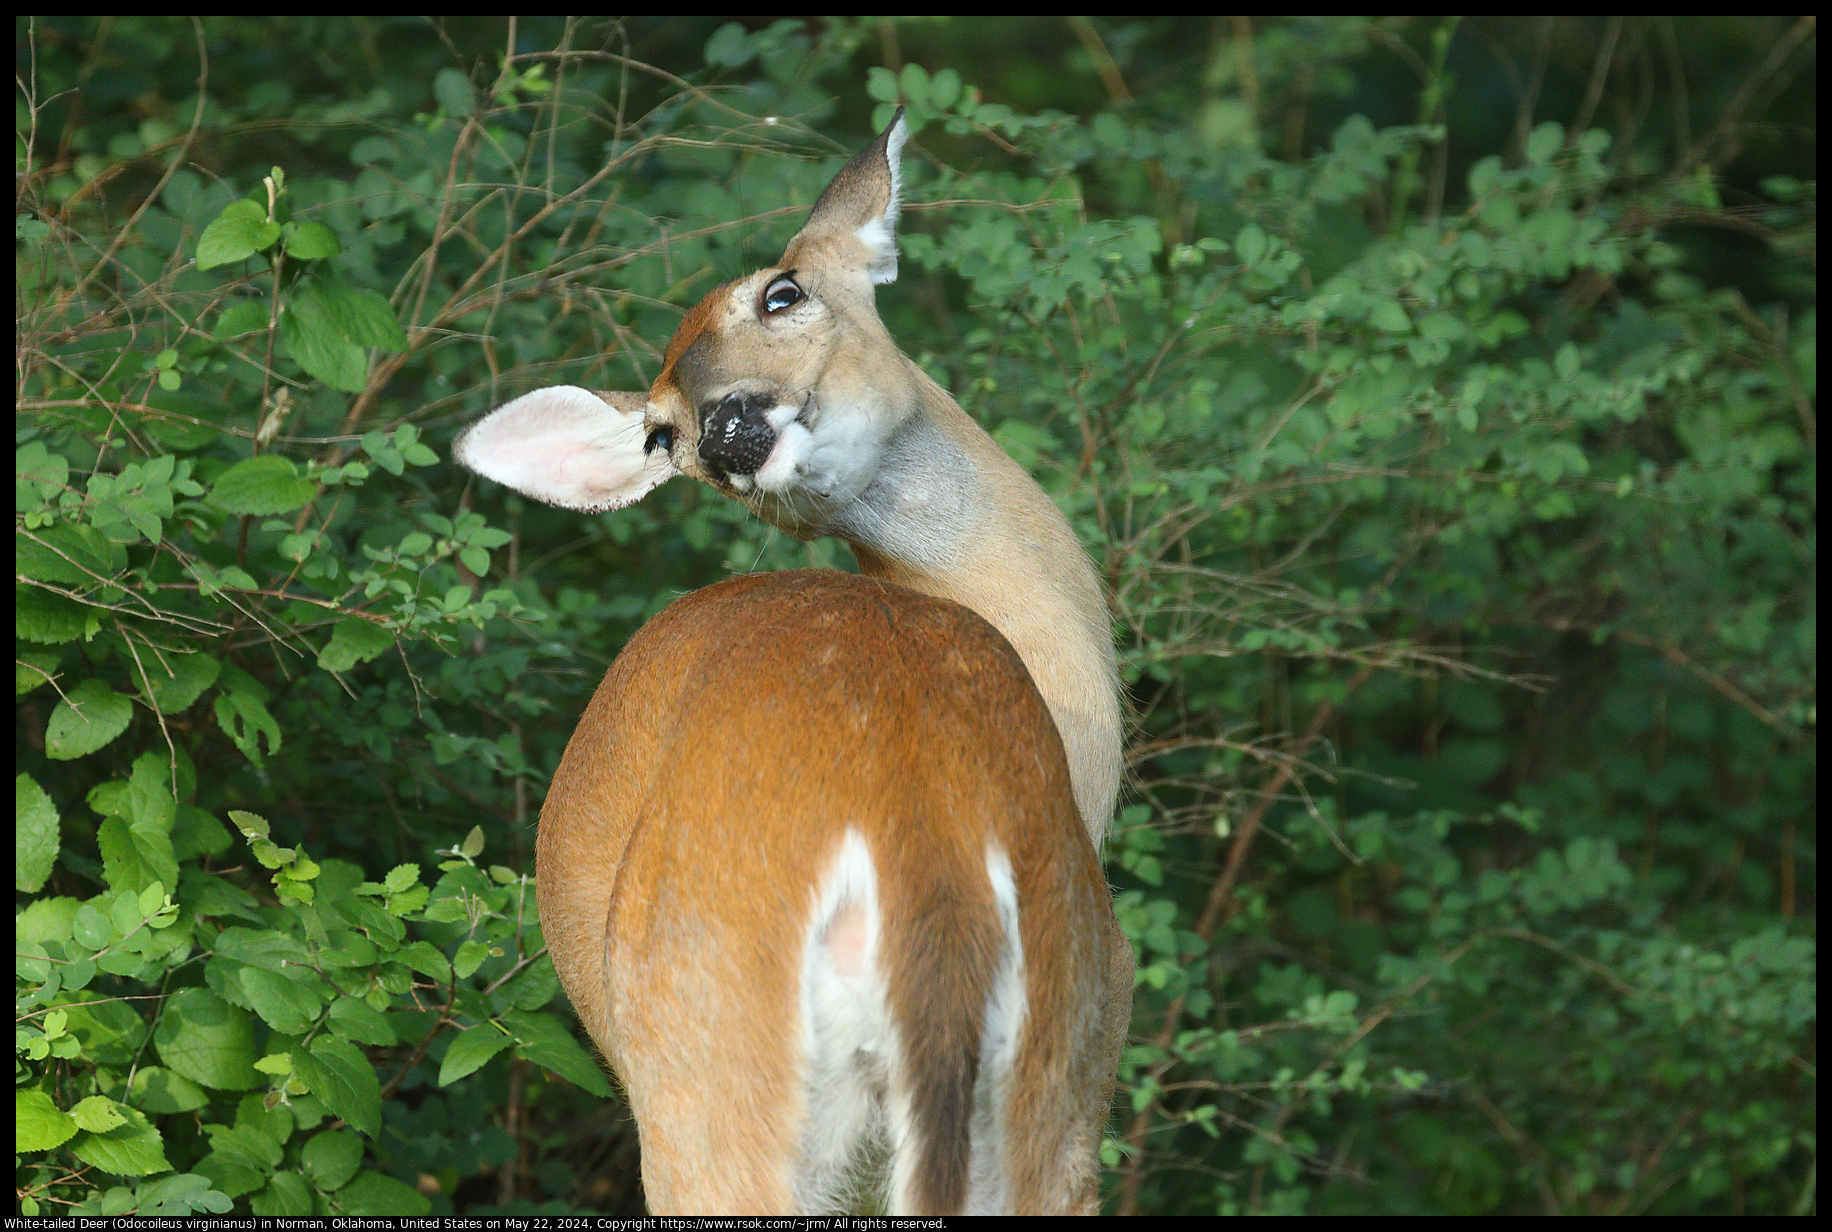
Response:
[[753, 418, 813, 492]]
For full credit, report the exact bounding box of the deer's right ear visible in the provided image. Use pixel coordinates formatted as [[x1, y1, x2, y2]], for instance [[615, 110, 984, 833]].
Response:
[[454, 385, 677, 513], [783, 107, 909, 286]]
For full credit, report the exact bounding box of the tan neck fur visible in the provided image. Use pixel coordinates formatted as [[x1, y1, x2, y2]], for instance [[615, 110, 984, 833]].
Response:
[[838, 362, 1121, 844]]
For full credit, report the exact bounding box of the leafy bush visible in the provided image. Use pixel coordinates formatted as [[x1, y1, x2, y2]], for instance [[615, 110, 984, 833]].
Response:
[[17, 16, 1813, 1216]]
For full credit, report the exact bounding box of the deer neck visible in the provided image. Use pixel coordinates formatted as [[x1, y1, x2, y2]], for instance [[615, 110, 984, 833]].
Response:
[[832, 369, 1121, 846]]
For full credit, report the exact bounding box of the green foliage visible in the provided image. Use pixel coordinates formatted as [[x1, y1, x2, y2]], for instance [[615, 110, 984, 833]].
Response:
[[17, 775, 594, 1214], [18, 15, 1813, 1217]]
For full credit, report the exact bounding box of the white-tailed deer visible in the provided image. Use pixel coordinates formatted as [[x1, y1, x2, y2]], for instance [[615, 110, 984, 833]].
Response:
[[455, 110, 1131, 1215]]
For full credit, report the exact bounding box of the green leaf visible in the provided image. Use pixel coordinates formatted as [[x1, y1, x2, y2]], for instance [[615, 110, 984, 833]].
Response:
[[214, 667, 283, 767], [439, 1025, 515, 1085], [17, 586, 104, 645], [18, 896, 78, 948], [200, 1118, 283, 1182], [251, 1171, 314, 1217], [433, 67, 474, 117], [16, 773, 58, 892], [301, 1129, 363, 1192], [71, 1094, 128, 1133], [62, 997, 146, 1066], [18, 647, 58, 696], [900, 61, 932, 107], [319, 927, 380, 969], [214, 926, 312, 971], [17, 440, 69, 506], [331, 1171, 430, 1217], [866, 65, 899, 103], [318, 617, 395, 673], [1417, 312, 1466, 340], [315, 276, 408, 350], [143, 652, 222, 714], [96, 815, 179, 897], [704, 22, 751, 68], [229, 810, 271, 840], [503, 954, 559, 1012], [153, 989, 262, 1091], [207, 455, 315, 516], [1525, 120, 1565, 165], [1554, 341, 1580, 380], [396, 939, 452, 982], [504, 1009, 613, 1097], [130, 1174, 234, 1217], [194, 1149, 265, 1201], [293, 1034, 381, 1137], [70, 1103, 171, 1177], [1236, 222, 1269, 267], [1369, 299, 1412, 334], [929, 67, 962, 111], [451, 938, 491, 979], [72, 902, 114, 951], [282, 276, 406, 392], [17, 1088, 79, 1152], [196, 199, 280, 269], [17, 521, 126, 587], [326, 995, 396, 1047], [219, 962, 324, 1035], [285, 221, 340, 260], [45, 679, 134, 760], [284, 300, 364, 390], [214, 298, 271, 339], [128, 1066, 211, 1114]]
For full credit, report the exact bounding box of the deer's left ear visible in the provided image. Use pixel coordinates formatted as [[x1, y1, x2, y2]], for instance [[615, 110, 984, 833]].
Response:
[[454, 386, 677, 513], [781, 108, 908, 286]]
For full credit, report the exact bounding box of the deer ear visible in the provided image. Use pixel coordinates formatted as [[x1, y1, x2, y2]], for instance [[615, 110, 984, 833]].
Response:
[[454, 386, 676, 513], [781, 108, 908, 286]]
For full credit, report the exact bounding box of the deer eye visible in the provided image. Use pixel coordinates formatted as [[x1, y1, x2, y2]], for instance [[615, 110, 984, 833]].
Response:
[[761, 273, 804, 314], [644, 425, 674, 455]]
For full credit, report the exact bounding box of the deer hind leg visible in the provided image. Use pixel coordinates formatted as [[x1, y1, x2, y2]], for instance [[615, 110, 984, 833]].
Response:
[[606, 850, 811, 1213], [613, 828, 907, 1214], [999, 899, 1130, 1214], [622, 1077, 800, 1213], [994, 997, 1115, 1213], [610, 941, 808, 1214]]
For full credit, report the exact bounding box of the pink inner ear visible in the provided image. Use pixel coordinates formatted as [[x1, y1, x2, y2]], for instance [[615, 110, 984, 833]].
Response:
[[456, 385, 676, 513]]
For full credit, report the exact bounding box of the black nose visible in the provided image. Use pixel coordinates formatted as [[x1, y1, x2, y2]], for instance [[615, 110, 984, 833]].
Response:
[[698, 392, 777, 477]]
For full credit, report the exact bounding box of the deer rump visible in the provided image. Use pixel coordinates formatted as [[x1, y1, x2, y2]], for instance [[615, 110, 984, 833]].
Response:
[[537, 570, 1121, 1215]]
